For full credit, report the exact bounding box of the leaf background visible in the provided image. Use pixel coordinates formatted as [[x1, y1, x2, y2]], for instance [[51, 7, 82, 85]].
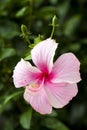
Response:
[[0, 0, 87, 130]]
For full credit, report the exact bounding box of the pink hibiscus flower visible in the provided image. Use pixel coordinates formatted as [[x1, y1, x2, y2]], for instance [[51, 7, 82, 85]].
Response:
[[13, 38, 81, 114]]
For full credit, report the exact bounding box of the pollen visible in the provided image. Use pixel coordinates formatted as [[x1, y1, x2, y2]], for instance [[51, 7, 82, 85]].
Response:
[[30, 83, 39, 88]]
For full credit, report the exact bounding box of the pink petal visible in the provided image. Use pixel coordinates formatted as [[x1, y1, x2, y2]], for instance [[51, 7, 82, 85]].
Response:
[[31, 38, 58, 73], [24, 86, 52, 114], [45, 82, 78, 108], [13, 59, 41, 88], [51, 53, 81, 83]]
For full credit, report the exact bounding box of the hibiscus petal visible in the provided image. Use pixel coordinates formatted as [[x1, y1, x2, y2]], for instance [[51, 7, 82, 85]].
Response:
[[13, 59, 41, 88], [45, 82, 78, 108], [31, 38, 58, 73], [24, 86, 52, 114], [51, 53, 81, 83]]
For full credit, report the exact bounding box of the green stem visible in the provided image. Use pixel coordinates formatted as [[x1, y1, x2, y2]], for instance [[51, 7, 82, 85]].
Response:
[[28, 0, 33, 29], [25, 35, 31, 45], [50, 25, 55, 39], [50, 15, 57, 39]]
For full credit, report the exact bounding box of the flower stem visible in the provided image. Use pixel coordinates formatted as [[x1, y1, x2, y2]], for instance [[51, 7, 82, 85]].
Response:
[[21, 24, 31, 44], [50, 15, 57, 39], [50, 24, 55, 39]]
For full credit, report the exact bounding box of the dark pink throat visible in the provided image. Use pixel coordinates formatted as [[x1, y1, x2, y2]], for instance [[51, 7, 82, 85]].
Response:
[[42, 72, 49, 78], [40, 71, 53, 83]]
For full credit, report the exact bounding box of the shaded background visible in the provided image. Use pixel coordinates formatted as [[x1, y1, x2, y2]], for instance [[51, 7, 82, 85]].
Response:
[[0, 0, 87, 130]]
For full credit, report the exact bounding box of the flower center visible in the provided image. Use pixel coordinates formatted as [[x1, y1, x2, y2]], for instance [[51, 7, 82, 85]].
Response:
[[42, 72, 49, 78], [40, 71, 53, 83]]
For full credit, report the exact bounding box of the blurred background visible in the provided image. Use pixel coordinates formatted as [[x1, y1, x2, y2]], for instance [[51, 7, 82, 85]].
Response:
[[0, 0, 87, 130]]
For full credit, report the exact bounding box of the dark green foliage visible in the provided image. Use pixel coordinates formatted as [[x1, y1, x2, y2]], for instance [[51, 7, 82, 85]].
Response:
[[0, 0, 87, 130]]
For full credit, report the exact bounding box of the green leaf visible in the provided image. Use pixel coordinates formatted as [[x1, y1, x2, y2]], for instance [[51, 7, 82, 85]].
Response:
[[24, 54, 32, 60], [24, 35, 43, 61], [69, 43, 81, 52], [0, 48, 16, 61], [0, 20, 20, 39], [58, 1, 70, 21], [47, 110, 58, 117], [16, 6, 29, 17], [0, 91, 23, 114], [34, 34, 43, 44], [36, 6, 57, 20], [24, 35, 44, 60], [50, 0, 58, 5], [29, 34, 43, 49], [4, 119, 14, 130], [64, 15, 81, 37], [20, 108, 32, 129], [4, 91, 23, 105], [42, 118, 70, 130]]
